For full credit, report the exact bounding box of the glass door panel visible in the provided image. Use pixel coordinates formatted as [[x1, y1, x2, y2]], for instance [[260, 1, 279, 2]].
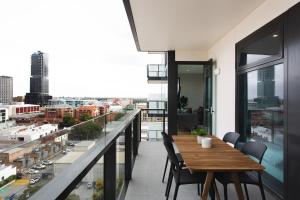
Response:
[[239, 63, 284, 185]]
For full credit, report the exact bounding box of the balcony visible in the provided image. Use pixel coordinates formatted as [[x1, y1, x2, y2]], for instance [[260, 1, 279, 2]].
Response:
[[147, 64, 167, 84], [7, 109, 278, 200]]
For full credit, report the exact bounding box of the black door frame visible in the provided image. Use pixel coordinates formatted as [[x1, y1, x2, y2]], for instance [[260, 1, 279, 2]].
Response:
[[167, 53, 213, 134], [235, 14, 286, 199]]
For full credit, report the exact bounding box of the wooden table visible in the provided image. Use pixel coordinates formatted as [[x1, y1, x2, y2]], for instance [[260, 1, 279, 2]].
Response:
[[173, 135, 264, 200]]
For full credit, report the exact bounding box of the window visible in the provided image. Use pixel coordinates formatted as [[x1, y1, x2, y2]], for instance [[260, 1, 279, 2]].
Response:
[[239, 64, 284, 184]]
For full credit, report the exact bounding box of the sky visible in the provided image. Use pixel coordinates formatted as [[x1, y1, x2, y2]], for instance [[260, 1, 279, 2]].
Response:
[[0, 0, 164, 98]]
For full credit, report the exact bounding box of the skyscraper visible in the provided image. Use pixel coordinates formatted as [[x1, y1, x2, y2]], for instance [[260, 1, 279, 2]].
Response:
[[25, 51, 52, 106], [0, 76, 13, 104]]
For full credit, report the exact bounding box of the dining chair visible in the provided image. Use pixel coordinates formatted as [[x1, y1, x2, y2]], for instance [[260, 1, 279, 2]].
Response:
[[215, 141, 267, 200], [222, 132, 240, 148], [161, 132, 184, 182], [163, 140, 206, 200]]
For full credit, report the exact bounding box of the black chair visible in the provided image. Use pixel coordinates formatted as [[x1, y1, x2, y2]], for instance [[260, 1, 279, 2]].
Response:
[[223, 132, 240, 148], [215, 141, 267, 200], [161, 132, 184, 182], [163, 140, 206, 200]]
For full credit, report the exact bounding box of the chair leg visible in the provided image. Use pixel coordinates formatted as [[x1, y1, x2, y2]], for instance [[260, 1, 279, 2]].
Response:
[[223, 184, 228, 200], [162, 156, 169, 182], [244, 183, 249, 200], [173, 184, 179, 200], [166, 176, 173, 200], [165, 166, 172, 197], [259, 180, 266, 200], [197, 184, 200, 196]]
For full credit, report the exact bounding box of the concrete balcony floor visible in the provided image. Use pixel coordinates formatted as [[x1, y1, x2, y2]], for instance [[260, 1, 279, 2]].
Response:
[[125, 141, 279, 200]]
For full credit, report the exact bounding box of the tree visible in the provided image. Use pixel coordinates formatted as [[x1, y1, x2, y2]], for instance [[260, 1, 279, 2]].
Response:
[[59, 115, 76, 128], [79, 113, 93, 122], [70, 121, 102, 140]]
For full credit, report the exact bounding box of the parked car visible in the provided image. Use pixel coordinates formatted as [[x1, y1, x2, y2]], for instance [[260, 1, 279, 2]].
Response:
[[87, 182, 93, 189], [42, 160, 53, 165], [29, 179, 36, 185], [28, 169, 39, 174], [34, 176, 41, 182]]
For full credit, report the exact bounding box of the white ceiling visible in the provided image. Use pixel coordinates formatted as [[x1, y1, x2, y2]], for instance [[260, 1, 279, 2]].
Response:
[[129, 0, 265, 52]]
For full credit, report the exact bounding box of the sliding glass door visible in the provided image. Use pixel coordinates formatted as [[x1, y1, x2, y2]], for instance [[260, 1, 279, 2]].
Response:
[[238, 63, 284, 191]]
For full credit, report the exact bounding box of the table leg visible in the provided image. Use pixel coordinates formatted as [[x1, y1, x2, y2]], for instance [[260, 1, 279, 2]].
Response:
[[213, 180, 221, 200], [201, 172, 214, 200], [230, 172, 244, 200]]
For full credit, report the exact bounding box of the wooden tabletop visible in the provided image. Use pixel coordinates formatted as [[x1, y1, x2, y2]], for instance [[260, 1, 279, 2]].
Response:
[[172, 135, 264, 172]]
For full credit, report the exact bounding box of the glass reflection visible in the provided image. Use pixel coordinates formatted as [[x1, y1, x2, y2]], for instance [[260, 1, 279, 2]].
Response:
[[242, 64, 284, 183]]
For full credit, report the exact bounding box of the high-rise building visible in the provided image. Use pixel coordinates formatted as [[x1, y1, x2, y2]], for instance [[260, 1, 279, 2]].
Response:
[[0, 76, 13, 104], [25, 51, 52, 106]]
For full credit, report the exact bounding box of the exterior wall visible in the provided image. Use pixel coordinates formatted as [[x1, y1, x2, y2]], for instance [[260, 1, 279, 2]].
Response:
[[45, 107, 74, 121], [0, 165, 16, 180], [175, 51, 208, 61], [75, 105, 99, 120], [0, 149, 25, 164], [207, 0, 300, 139]]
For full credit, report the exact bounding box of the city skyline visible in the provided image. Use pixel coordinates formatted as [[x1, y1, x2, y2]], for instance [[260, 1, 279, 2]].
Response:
[[0, 0, 163, 98]]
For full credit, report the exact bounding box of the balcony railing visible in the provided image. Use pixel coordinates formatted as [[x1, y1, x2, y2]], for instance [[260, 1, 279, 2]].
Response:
[[0, 110, 140, 200], [141, 109, 167, 141], [147, 64, 167, 83]]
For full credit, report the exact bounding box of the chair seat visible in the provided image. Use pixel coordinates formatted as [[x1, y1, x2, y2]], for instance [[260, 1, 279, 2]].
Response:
[[172, 169, 206, 185], [215, 171, 258, 185]]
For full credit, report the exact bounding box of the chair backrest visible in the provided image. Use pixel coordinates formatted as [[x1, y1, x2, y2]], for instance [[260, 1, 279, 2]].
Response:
[[163, 140, 180, 169], [241, 142, 267, 164], [161, 132, 172, 144], [223, 132, 240, 148]]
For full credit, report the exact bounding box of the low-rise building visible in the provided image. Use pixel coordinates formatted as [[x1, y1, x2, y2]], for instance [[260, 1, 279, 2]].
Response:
[[0, 148, 25, 164], [0, 124, 58, 142], [45, 105, 74, 122], [75, 105, 99, 120], [3, 102, 40, 118], [0, 165, 16, 180]]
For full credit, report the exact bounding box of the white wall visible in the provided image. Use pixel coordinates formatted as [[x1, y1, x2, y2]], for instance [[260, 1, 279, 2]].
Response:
[[208, 0, 300, 139], [0, 165, 16, 180], [176, 50, 208, 61], [179, 73, 203, 110]]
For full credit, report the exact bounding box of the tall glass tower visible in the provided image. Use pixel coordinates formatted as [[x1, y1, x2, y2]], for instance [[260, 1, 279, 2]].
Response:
[[25, 51, 52, 106]]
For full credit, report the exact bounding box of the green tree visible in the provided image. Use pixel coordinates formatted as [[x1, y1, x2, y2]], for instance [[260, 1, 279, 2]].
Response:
[[59, 114, 76, 128], [79, 113, 93, 122], [70, 121, 102, 140]]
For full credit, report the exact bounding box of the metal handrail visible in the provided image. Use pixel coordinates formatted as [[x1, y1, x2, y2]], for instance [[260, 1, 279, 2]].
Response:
[[147, 64, 167, 78]]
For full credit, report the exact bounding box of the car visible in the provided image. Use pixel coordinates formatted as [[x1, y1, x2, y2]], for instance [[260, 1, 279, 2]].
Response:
[[29, 179, 36, 185], [34, 176, 41, 182], [42, 160, 53, 165], [62, 150, 67, 154], [28, 169, 39, 174], [87, 182, 93, 189], [39, 164, 46, 169]]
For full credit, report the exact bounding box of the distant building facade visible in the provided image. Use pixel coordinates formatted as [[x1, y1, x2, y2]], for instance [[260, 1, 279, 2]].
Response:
[[0, 76, 13, 104], [75, 105, 99, 120], [25, 51, 52, 106], [0, 108, 8, 123], [3, 103, 40, 118], [45, 105, 74, 122]]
